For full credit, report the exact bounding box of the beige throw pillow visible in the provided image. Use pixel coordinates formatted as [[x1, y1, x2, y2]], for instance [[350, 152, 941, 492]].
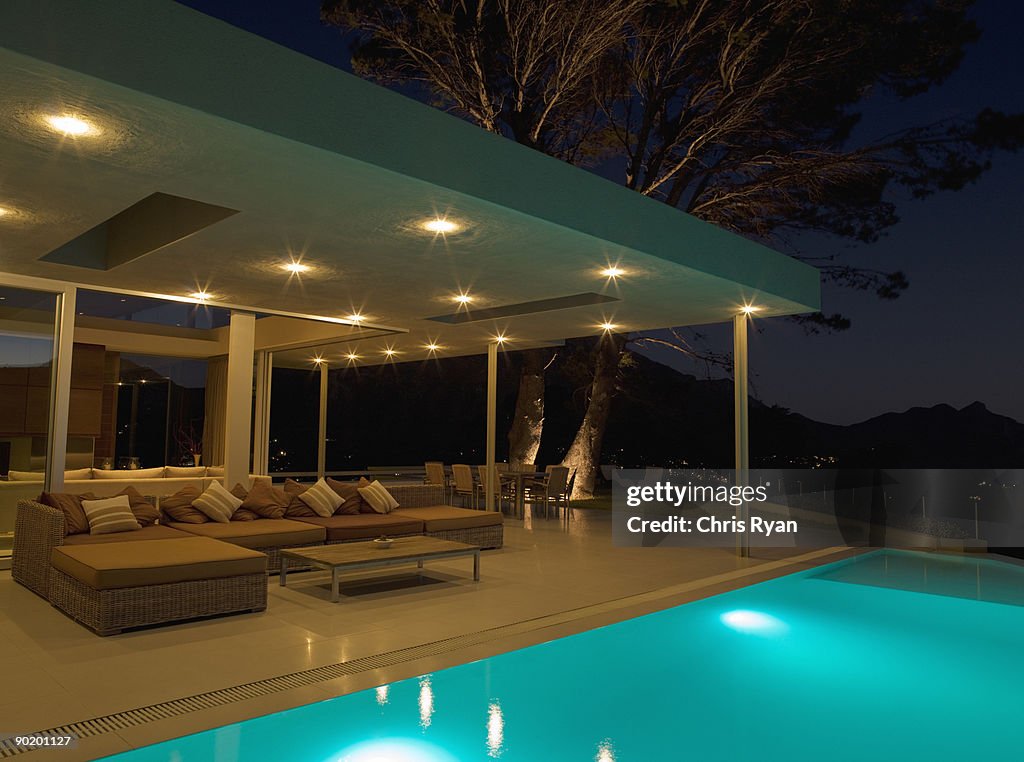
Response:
[[358, 480, 399, 514], [298, 478, 343, 517], [81, 495, 140, 535], [192, 481, 243, 523]]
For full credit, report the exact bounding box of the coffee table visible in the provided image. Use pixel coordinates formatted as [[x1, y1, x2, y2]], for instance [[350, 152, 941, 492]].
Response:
[[279, 536, 481, 602]]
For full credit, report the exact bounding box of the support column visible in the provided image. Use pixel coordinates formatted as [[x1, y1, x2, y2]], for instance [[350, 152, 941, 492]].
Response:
[[223, 311, 256, 488], [485, 342, 498, 512], [252, 350, 272, 476], [46, 287, 77, 494], [317, 361, 328, 480], [733, 311, 750, 557]]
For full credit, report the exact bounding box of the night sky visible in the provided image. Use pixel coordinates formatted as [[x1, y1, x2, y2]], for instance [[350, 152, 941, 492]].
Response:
[[176, 0, 1024, 425]]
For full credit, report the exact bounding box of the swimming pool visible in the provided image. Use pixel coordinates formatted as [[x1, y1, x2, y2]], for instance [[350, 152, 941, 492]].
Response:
[[107, 550, 1024, 761]]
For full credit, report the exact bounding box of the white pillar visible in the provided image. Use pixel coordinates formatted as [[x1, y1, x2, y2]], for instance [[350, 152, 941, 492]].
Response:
[[46, 287, 77, 493], [223, 311, 256, 488], [733, 312, 750, 557], [317, 361, 328, 480], [485, 342, 498, 512], [252, 350, 272, 476]]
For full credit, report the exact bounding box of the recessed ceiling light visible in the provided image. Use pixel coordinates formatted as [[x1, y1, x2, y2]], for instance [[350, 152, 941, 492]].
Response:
[[422, 218, 460, 234], [425, 343, 441, 352], [282, 261, 310, 274], [0, 206, 10, 218], [43, 114, 98, 137], [600, 266, 626, 278], [453, 293, 473, 304], [345, 352, 360, 361], [599, 322, 618, 331], [190, 291, 211, 301], [346, 313, 365, 323], [384, 348, 397, 357], [312, 356, 324, 365], [494, 334, 509, 344], [740, 304, 761, 314]]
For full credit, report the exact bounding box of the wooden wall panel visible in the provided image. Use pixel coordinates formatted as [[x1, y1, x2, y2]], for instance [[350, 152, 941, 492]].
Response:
[[24, 387, 49, 434], [68, 389, 102, 436], [0, 386, 27, 434]]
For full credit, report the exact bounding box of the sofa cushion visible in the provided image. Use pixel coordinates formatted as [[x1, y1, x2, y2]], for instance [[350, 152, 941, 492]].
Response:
[[325, 478, 363, 515], [63, 524, 192, 545], [8, 470, 44, 481], [51, 537, 267, 590], [358, 480, 400, 514], [81, 495, 140, 535], [293, 513, 423, 542], [241, 480, 289, 519], [392, 505, 504, 533], [297, 478, 343, 517], [160, 484, 207, 524], [192, 481, 242, 523], [166, 518, 326, 549], [165, 466, 207, 478], [115, 486, 159, 526], [92, 467, 165, 480], [40, 491, 97, 535], [64, 467, 93, 480], [283, 479, 316, 517]]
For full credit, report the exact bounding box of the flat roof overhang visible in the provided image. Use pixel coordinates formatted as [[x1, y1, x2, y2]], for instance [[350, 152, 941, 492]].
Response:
[[0, 0, 820, 368]]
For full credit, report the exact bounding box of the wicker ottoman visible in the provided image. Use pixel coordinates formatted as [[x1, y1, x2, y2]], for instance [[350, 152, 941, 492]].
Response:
[[49, 537, 268, 636]]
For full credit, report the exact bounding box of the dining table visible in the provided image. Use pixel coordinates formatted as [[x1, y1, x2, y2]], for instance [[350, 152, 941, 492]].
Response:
[[498, 469, 547, 518]]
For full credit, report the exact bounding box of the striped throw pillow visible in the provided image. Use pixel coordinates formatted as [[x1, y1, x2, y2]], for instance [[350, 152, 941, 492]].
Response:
[[297, 478, 343, 517], [81, 495, 141, 535], [358, 480, 399, 514], [192, 481, 243, 523]]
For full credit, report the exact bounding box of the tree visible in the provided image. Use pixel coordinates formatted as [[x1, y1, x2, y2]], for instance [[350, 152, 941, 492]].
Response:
[[506, 348, 552, 468], [323, 0, 1023, 496]]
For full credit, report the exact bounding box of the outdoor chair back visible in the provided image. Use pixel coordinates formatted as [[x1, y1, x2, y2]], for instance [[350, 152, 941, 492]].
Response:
[[424, 461, 446, 486], [452, 464, 475, 494], [546, 466, 570, 497]]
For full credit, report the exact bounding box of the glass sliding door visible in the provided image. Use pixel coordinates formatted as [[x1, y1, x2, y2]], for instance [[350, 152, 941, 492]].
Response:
[[0, 286, 60, 560]]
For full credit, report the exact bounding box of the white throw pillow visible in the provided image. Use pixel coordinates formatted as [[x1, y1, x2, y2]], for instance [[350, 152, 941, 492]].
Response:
[[358, 480, 399, 514], [165, 466, 207, 478], [206, 466, 225, 477], [93, 466, 166, 480], [298, 478, 344, 517], [81, 495, 140, 535], [192, 481, 243, 523], [6, 470, 44, 482]]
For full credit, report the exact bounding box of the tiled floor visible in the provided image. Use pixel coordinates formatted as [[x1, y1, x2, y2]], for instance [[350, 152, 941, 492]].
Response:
[[0, 510, 848, 761]]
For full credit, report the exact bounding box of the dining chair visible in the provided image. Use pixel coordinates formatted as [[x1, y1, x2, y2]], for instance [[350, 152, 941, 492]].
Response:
[[525, 465, 570, 518], [452, 464, 477, 508], [476, 464, 513, 513]]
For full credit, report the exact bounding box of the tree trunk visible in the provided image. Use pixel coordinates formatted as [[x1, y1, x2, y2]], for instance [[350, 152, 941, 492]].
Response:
[[561, 336, 624, 499], [507, 349, 548, 468]]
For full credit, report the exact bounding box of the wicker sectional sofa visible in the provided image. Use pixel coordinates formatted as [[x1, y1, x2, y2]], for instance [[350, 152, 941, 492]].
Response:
[[12, 483, 502, 635]]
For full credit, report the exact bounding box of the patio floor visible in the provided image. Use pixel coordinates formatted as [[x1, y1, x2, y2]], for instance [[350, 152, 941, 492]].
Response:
[[0, 509, 851, 761]]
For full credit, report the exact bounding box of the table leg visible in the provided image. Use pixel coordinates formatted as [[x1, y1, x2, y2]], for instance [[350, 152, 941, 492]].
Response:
[[473, 550, 480, 581], [279, 556, 288, 587], [417, 559, 424, 576], [331, 567, 340, 603]]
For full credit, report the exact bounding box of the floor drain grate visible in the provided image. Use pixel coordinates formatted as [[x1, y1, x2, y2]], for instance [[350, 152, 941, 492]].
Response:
[[0, 547, 844, 758]]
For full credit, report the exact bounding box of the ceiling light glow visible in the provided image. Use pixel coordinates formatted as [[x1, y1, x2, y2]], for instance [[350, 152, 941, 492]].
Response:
[[190, 291, 211, 301], [599, 322, 618, 331], [43, 114, 97, 136], [425, 343, 441, 352], [346, 353, 360, 361], [282, 262, 310, 274], [601, 266, 626, 278], [422, 218, 459, 234], [453, 293, 473, 304], [346, 313, 365, 323], [741, 304, 761, 314]]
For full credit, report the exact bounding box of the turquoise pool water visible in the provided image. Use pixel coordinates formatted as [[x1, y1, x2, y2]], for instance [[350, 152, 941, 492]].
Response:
[[107, 551, 1024, 761]]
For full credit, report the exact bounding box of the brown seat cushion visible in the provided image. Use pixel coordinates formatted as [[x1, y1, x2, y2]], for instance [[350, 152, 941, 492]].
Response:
[[63, 524, 193, 545], [40, 491, 97, 535], [166, 518, 325, 548], [51, 537, 267, 590], [292, 513, 424, 542], [392, 505, 504, 533], [160, 484, 207, 524]]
